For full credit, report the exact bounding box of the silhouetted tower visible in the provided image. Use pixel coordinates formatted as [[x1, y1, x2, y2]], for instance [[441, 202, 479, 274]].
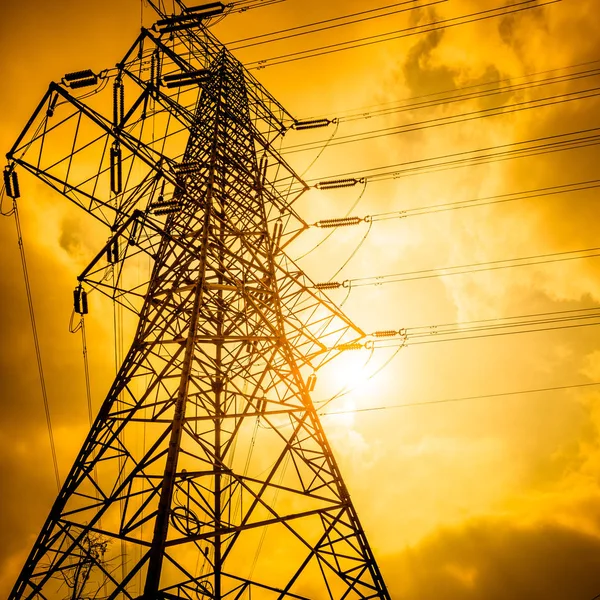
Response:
[[5, 3, 390, 598]]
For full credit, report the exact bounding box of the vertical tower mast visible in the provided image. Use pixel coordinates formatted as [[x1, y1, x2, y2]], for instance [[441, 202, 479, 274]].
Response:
[[6, 7, 390, 599]]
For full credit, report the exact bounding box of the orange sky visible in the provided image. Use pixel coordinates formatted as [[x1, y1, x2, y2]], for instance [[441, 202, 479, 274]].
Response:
[[2, 1, 600, 598]]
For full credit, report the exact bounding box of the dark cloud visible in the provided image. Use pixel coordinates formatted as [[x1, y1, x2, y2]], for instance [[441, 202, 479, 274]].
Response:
[[383, 517, 600, 599], [402, 30, 457, 96], [498, 0, 549, 56]]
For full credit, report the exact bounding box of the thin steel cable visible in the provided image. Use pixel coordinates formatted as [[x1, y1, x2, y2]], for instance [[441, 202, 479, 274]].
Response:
[[300, 119, 339, 178], [111, 264, 127, 581], [365, 315, 600, 349], [300, 127, 600, 187], [284, 86, 600, 154], [331, 246, 600, 289], [402, 306, 600, 335], [229, 0, 442, 50], [311, 179, 600, 229], [246, 0, 560, 69], [13, 201, 61, 491], [334, 63, 600, 123], [404, 320, 600, 346], [0, 184, 15, 216], [80, 318, 94, 428], [330, 220, 373, 280], [317, 345, 402, 410], [320, 382, 600, 416], [303, 58, 600, 121], [247, 453, 291, 578]]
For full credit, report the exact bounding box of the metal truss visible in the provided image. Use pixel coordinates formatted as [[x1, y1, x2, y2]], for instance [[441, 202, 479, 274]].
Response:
[[7, 6, 390, 599]]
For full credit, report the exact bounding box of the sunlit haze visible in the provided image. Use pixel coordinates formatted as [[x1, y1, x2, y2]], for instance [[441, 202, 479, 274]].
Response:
[[1, 0, 600, 597]]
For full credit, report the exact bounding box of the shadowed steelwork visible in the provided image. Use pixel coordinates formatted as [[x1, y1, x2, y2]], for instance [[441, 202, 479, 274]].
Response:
[[7, 4, 390, 599]]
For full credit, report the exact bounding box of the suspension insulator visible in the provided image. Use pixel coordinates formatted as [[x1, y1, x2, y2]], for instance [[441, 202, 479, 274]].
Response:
[[315, 216, 362, 229], [64, 69, 98, 89], [150, 180, 180, 214], [106, 238, 119, 264], [46, 93, 59, 118], [3, 167, 20, 199], [3, 168, 12, 197], [157, 2, 225, 32], [185, 2, 226, 17], [259, 154, 268, 188], [64, 69, 95, 82], [373, 330, 399, 338], [113, 78, 125, 127], [73, 286, 88, 315], [316, 178, 363, 190], [272, 220, 283, 252], [257, 397, 267, 414], [110, 142, 122, 195], [337, 343, 363, 352], [174, 161, 202, 174], [154, 52, 162, 94], [163, 69, 210, 88], [150, 52, 158, 97], [152, 201, 181, 215], [129, 216, 142, 246], [307, 373, 317, 392], [314, 282, 342, 290], [293, 118, 332, 131]]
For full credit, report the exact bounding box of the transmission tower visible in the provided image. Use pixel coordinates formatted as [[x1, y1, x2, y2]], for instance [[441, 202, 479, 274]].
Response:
[[5, 3, 390, 598]]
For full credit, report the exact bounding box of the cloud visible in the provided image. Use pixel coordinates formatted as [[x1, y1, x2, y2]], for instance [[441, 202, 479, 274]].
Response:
[[383, 516, 600, 600]]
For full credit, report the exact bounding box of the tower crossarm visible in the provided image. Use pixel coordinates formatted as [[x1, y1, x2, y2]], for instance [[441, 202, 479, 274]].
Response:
[[7, 7, 391, 600]]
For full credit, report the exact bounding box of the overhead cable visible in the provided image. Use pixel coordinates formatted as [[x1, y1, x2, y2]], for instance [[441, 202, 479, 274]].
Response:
[[311, 179, 600, 228], [12, 200, 61, 491], [246, 0, 561, 69], [329, 307, 600, 351], [229, 0, 445, 50], [302, 127, 600, 188], [284, 85, 600, 154], [314, 246, 600, 289], [299, 60, 600, 124], [319, 381, 600, 417]]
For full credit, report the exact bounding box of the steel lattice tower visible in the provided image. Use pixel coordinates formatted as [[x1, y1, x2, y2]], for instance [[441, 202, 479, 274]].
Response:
[[6, 4, 390, 599]]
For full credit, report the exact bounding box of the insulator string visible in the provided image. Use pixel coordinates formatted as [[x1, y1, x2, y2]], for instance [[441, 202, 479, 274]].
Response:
[[308, 179, 600, 234], [293, 126, 600, 190], [296, 180, 368, 261]]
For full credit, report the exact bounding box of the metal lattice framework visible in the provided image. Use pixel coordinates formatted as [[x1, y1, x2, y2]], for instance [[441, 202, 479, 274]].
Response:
[[6, 5, 390, 599]]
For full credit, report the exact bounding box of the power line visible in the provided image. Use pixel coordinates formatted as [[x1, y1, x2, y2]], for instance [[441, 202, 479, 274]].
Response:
[[404, 320, 600, 346], [314, 247, 600, 289], [301, 59, 600, 123], [401, 306, 600, 345], [405, 305, 600, 334], [246, 0, 561, 69], [319, 382, 600, 416], [228, 0, 441, 50], [300, 127, 600, 188], [12, 201, 61, 491], [311, 179, 600, 228], [283, 85, 600, 154], [333, 307, 600, 350]]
